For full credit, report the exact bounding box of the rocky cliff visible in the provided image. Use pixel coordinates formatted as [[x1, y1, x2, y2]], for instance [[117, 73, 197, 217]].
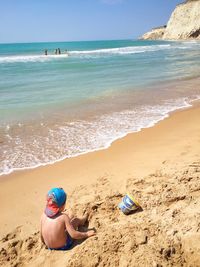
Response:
[[141, 0, 200, 40], [141, 26, 166, 40]]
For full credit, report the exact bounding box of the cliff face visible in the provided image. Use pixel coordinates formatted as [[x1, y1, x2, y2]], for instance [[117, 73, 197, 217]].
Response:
[[163, 0, 200, 40], [141, 26, 166, 40], [141, 0, 200, 40]]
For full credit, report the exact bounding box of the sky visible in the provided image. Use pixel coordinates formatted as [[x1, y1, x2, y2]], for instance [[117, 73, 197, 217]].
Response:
[[0, 0, 183, 43]]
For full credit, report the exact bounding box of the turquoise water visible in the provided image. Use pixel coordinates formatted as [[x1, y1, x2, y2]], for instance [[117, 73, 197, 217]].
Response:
[[0, 39, 200, 175]]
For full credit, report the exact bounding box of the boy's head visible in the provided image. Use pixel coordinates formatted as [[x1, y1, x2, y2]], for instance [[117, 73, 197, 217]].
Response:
[[45, 187, 67, 218]]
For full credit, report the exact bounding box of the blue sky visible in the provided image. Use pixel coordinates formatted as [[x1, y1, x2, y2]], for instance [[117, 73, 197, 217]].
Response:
[[0, 0, 182, 43]]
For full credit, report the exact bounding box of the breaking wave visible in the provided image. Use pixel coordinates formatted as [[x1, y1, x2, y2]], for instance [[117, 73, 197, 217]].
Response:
[[1, 96, 197, 176], [1, 41, 200, 63], [0, 44, 172, 63]]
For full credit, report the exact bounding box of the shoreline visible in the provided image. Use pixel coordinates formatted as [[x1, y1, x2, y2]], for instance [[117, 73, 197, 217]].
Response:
[[1, 94, 198, 177], [1, 99, 199, 182]]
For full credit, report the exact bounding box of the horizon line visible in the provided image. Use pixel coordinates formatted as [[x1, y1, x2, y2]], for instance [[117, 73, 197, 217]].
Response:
[[0, 37, 139, 45]]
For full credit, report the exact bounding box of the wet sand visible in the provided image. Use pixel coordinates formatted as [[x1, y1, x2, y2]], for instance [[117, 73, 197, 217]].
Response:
[[1, 102, 200, 266]]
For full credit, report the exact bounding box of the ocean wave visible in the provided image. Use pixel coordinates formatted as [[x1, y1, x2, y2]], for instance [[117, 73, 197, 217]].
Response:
[[0, 54, 68, 63], [0, 44, 172, 63], [173, 41, 200, 50], [69, 44, 171, 56], [0, 96, 197, 176], [1, 42, 200, 63]]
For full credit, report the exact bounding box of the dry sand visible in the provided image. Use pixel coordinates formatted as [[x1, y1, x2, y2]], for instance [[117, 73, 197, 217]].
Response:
[[0, 102, 200, 267]]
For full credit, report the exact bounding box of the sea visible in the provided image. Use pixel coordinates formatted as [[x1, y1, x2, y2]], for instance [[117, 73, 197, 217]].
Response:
[[0, 39, 200, 175]]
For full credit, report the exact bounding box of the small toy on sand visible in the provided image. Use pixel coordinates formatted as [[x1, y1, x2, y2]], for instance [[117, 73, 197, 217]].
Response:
[[118, 194, 140, 215]]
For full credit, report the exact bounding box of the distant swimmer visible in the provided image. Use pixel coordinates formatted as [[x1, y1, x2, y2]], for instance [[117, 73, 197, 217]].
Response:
[[58, 48, 61, 55], [55, 49, 58, 55], [45, 49, 48, 56]]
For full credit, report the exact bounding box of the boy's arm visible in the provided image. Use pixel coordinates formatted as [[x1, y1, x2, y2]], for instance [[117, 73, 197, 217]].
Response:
[[63, 214, 94, 240]]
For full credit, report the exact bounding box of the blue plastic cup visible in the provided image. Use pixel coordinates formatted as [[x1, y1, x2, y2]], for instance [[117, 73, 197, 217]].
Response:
[[118, 194, 140, 215]]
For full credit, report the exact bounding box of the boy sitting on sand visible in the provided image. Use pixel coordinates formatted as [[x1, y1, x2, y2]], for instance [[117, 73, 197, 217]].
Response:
[[40, 187, 95, 250]]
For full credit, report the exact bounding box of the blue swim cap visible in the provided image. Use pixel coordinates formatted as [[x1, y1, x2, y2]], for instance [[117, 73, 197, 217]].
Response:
[[47, 187, 67, 207]]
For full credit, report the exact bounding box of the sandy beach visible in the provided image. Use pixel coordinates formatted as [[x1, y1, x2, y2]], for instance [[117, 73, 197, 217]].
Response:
[[1, 102, 200, 266]]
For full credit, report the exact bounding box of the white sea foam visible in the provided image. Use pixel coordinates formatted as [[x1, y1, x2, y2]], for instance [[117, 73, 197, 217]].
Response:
[[1, 96, 198, 176], [0, 54, 68, 63], [1, 42, 199, 63], [70, 44, 171, 56], [0, 44, 172, 63]]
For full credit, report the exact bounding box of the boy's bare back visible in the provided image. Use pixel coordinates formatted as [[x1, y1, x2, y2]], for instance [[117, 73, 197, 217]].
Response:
[[41, 212, 68, 249]]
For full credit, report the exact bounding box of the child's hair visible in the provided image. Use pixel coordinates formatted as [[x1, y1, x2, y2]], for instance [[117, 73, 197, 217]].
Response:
[[44, 188, 67, 218]]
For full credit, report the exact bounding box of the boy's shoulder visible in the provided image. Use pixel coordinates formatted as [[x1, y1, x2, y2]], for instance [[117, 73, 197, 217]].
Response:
[[53, 212, 70, 224], [60, 212, 70, 220], [41, 212, 69, 222], [51, 212, 70, 221]]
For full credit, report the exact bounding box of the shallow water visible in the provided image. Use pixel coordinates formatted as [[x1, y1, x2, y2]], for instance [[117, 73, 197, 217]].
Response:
[[0, 39, 200, 175]]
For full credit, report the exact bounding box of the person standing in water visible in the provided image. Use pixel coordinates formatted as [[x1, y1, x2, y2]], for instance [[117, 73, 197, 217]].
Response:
[[45, 49, 48, 56], [58, 48, 61, 55]]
